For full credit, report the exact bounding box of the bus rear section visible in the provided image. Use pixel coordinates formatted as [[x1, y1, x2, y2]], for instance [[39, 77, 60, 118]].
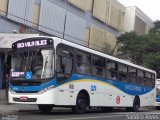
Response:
[[156, 79, 160, 109]]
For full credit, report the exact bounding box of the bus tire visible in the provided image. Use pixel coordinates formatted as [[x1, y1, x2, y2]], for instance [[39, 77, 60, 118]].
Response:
[[126, 97, 140, 112], [38, 105, 53, 113], [101, 107, 113, 112], [156, 106, 160, 110], [72, 93, 87, 114]]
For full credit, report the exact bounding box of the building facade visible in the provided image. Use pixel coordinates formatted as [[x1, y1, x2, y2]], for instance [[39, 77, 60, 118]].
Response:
[[0, 0, 154, 88], [123, 6, 154, 35], [0, 0, 126, 53]]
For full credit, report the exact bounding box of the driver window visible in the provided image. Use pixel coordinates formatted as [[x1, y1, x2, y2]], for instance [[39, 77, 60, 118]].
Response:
[[32, 51, 43, 78]]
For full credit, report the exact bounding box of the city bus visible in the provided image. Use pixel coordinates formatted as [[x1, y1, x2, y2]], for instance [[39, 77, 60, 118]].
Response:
[[156, 79, 160, 109], [8, 36, 156, 113]]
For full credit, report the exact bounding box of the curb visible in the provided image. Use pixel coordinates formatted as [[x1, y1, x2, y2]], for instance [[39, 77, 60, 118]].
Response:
[[0, 98, 8, 105], [0, 105, 19, 115]]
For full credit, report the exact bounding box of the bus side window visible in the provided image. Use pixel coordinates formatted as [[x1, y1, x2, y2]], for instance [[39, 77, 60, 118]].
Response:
[[128, 67, 137, 83], [56, 44, 73, 84], [62, 57, 72, 74], [151, 74, 155, 88], [137, 70, 145, 85], [92, 56, 105, 78], [56, 55, 73, 83], [106, 60, 118, 80], [118, 64, 127, 82], [76, 51, 91, 75], [145, 72, 152, 88]]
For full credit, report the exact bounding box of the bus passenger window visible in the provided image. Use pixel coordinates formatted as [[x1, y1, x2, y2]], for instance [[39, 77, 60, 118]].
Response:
[[118, 64, 127, 82], [137, 70, 144, 85], [106, 60, 118, 80], [76, 63, 91, 75], [56, 55, 73, 83], [57, 56, 72, 74], [106, 71, 117, 80], [145, 72, 152, 87], [76, 51, 91, 75], [92, 56, 105, 77], [77, 63, 85, 74], [151, 74, 155, 88], [128, 67, 137, 83], [92, 67, 105, 77]]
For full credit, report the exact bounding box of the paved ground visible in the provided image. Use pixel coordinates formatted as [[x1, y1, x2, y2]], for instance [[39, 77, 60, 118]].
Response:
[[0, 106, 160, 120], [1, 89, 160, 120], [0, 89, 7, 105]]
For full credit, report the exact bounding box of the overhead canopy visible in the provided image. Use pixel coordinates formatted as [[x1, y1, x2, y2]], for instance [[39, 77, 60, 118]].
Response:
[[0, 33, 39, 49], [0, 48, 11, 53]]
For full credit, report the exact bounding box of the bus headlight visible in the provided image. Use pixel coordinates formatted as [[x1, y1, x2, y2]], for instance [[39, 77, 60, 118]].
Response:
[[9, 89, 16, 94], [38, 85, 55, 94]]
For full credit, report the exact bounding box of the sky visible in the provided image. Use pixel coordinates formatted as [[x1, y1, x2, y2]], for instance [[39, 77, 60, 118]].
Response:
[[117, 0, 160, 21]]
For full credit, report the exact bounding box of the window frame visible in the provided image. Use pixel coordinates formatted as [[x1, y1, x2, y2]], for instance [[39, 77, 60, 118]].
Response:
[[56, 44, 74, 83]]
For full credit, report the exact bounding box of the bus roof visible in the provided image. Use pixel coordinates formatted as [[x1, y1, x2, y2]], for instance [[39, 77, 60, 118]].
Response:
[[60, 38, 156, 74], [14, 36, 156, 74]]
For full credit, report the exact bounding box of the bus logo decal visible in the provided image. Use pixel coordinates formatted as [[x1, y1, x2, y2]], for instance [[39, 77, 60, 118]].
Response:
[[91, 85, 96, 91], [116, 96, 120, 104], [25, 71, 32, 80]]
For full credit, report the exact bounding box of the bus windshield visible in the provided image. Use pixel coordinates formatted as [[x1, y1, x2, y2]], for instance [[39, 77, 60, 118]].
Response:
[[10, 48, 54, 79]]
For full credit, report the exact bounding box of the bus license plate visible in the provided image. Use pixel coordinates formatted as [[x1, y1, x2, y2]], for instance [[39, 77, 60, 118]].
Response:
[[20, 96, 28, 101]]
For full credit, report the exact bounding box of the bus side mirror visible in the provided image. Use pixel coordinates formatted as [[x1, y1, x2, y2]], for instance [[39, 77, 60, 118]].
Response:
[[5, 51, 12, 63], [4, 54, 8, 63]]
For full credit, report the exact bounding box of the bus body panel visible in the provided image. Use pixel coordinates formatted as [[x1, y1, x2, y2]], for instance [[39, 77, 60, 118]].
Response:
[[156, 79, 160, 107], [9, 75, 156, 107], [8, 36, 156, 110]]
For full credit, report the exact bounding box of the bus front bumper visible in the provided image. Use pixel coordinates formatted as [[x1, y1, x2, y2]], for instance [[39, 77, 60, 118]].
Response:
[[8, 89, 55, 104]]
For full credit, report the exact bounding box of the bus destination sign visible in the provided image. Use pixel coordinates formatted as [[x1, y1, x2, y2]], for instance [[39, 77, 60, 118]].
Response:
[[17, 40, 47, 48], [12, 39, 53, 49]]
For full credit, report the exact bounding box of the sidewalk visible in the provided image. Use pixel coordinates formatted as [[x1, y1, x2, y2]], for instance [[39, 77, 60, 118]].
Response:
[[0, 89, 17, 115], [0, 89, 7, 105], [0, 89, 71, 115], [0, 89, 155, 115]]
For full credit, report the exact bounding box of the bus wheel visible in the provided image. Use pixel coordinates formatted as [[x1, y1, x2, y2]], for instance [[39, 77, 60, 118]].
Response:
[[132, 98, 140, 112], [156, 106, 160, 110], [72, 94, 87, 114], [101, 107, 113, 112], [126, 97, 140, 112], [38, 105, 53, 113]]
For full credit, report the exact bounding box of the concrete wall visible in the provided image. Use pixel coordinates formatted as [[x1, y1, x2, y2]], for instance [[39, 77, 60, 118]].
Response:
[[123, 6, 154, 35], [64, 12, 87, 46], [0, 0, 8, 16], [7, 0, 35, 27], [123, 7, 136, 32], [39, 0, 66, 38], [0, 17, 20, 33]]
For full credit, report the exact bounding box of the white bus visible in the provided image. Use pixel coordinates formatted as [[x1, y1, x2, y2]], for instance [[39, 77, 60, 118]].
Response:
[[9, 37, 156, 113], [156, 79, 160, 109]]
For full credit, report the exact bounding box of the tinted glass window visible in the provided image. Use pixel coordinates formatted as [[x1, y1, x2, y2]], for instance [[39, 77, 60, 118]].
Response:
[[119, 64, 127, 73], [92, 56, 105, 67], [106, 60, 118, 80], [76, 51, 91, 75], [128, 67, 137, 76], [107, 60, 117, 71]]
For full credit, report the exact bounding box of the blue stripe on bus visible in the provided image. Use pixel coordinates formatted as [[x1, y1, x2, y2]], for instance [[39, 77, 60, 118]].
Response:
[[10, 79, 57, 92], [10, 74, 153, 95], [68, 74, 153, 96], [156, 96, 160, 102]]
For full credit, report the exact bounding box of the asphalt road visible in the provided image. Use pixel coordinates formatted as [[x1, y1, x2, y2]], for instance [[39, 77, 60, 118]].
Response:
[[1, 108, 160, 120]]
